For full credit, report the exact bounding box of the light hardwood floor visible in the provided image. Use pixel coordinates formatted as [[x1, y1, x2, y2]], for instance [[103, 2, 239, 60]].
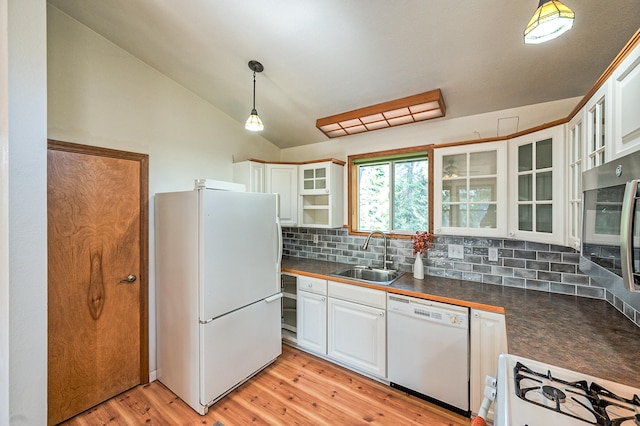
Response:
[[61, 344, 471, 425]]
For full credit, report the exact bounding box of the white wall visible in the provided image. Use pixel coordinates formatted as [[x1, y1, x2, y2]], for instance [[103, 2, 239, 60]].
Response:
[[47, 6, 281, 377], [0, 3, 8, 422], [0, 0, 48, 425]]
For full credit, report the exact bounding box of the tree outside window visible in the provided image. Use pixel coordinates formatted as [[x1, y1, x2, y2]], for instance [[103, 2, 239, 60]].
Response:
[[355, 153, 429, 233]]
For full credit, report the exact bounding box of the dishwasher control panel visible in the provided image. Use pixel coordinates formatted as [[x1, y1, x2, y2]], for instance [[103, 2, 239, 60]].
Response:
[[388, 294, 468, 328]]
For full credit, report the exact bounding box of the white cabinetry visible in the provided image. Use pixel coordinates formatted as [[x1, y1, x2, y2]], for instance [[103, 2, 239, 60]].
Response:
[[433, 141, 507, 237], [470, 309, 507, 422], [296, 276, 327, 355], [232, 160, 266, 192], [327, 281, 386, 378], [566, 113, 585, 250], [584, 82, 611, 168], [298, 161, 344, 228], [508, 126, 565, 245], [612, 41, 640, 159], [266, 164, 298, 227]]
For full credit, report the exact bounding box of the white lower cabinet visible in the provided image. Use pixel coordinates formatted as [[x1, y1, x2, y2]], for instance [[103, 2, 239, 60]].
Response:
[[296, 276, 327, 354], [470, 309, 508, 421], [327, 281, 386, 379], [296, 290, 327, 355]]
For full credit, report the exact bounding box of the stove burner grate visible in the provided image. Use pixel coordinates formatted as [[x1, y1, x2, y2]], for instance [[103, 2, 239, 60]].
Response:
[[513, 362, 640, 426]]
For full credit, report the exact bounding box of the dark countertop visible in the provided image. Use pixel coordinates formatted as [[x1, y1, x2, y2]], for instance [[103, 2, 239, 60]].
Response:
[[282, 256, 640, 388]]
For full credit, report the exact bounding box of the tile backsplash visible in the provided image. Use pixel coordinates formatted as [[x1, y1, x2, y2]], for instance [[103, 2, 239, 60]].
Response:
[[282, 227, 640, 327]]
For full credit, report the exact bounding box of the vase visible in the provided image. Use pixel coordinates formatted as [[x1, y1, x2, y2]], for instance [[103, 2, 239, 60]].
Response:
[[413, 252, 424, 279]]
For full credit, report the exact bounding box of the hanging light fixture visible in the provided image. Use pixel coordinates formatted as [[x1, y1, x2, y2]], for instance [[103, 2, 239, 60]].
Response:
[[245, 60, 264, 131], [524, 0, 575, 45]]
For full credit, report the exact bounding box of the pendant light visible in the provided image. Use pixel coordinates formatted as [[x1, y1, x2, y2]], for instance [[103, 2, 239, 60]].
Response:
[[524, 0, 575, 45], [245, 60, 264, 131]]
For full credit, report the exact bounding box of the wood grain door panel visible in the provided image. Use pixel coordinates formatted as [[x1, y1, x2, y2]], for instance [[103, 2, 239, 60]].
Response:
[[48, 142, 148, 425]]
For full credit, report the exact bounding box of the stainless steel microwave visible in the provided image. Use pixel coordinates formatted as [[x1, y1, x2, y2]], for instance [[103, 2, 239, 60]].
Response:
[[582, 151, 640, 293]]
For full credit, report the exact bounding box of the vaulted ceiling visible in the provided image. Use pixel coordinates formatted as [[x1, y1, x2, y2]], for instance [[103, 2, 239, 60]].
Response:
[[47, 0, 640, 148]]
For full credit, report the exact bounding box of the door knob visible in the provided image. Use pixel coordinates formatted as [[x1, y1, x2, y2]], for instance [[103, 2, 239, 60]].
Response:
[[120, 274, 137, 283]]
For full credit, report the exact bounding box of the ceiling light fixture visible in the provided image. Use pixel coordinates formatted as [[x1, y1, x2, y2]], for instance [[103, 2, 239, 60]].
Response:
[[245, 60, 264, 131], [443, 161, 459, 179], [316, 89, 445, 138], [524, 0, 575, 45]]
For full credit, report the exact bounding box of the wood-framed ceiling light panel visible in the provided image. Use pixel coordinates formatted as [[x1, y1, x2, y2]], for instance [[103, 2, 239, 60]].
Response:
[[316, 89, 446, 138]]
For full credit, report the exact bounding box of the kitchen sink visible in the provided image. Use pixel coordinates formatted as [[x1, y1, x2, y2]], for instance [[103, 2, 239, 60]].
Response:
[[330, 266, 404, 285]]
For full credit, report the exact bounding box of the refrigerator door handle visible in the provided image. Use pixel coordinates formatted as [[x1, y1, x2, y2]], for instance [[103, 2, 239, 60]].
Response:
[[265, 293, 283, 303], [275, 217, 283, 267]]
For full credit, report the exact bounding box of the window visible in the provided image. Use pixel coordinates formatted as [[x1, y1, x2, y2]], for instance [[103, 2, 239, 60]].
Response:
[[349, 147, 432, 233]]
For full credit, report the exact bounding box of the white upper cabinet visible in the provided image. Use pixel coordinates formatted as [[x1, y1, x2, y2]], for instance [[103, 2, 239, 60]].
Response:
[[584, 82, 612, 169], [266, 164, 298, 227], [300, 162, 332, 195], [298, 161, 344, 228], [508, 126, 565, 245], [433, 141, 508, 237], [233, 160, 266, 193], [566, 113, 584, 251], [612, 41, 640, 159]]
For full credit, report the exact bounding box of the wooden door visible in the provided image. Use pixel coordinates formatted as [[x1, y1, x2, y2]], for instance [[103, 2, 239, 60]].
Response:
[[47, 141, 148, 425]]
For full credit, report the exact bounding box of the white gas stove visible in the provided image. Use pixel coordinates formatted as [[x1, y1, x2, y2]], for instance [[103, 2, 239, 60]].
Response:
[[494, 353, 640, 426]]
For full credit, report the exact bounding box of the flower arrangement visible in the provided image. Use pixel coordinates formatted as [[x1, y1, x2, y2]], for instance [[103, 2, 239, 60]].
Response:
[[412, 231, 434, 255]]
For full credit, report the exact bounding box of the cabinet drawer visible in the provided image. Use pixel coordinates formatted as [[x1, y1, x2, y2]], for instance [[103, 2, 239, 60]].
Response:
[[297, 276, 327, 295], [328, 281, 386, 309]]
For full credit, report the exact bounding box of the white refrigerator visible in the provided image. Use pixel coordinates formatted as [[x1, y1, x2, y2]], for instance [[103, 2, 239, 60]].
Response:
[[155, 183, 283, 415]]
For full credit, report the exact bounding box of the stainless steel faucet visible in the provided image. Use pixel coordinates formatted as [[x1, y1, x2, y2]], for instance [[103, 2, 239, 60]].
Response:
[[361, 231, 391, 270]]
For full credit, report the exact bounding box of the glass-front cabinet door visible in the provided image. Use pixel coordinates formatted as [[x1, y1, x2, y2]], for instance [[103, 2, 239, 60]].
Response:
[[587, 95, 607, 169], [583, 80, 611, 168], [567, 113, 584, 250], [300, 162, 330, 195], [433, 141, 507, 237], [508, 126, 565, 244]]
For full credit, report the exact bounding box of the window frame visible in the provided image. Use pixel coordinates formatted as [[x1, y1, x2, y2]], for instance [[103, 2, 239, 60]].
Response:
[[347, 145, 434, 237]]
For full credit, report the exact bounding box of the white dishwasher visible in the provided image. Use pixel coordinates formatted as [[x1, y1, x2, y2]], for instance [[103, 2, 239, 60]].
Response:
[[387, 293, 470, 417]]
